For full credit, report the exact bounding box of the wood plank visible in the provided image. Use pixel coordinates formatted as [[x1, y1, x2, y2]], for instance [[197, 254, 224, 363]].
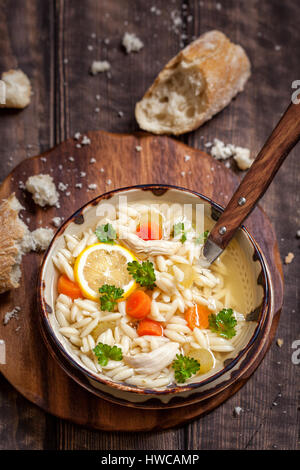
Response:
[[184, 0, 300, 450], [0, 0, 59, 450]]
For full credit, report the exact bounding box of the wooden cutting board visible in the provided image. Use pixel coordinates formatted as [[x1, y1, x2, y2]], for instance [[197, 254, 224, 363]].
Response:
[[0, 131, 283, 431]]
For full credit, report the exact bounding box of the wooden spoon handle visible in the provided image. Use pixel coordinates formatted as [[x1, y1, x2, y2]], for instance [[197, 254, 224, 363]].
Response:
[[209, 102, 300, 249]]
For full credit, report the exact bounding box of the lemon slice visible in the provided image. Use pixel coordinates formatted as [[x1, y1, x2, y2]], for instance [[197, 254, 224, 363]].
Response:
[[74, 243, 137, 301], [189, 348, 216, 374]]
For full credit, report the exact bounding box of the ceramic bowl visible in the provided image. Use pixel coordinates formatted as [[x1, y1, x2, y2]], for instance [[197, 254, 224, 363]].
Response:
[[38, 185, 272, 409]]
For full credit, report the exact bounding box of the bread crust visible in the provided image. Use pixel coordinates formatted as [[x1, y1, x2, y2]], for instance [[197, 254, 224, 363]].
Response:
[[135, 30, 251, 135], [0, 194, 27, 293]]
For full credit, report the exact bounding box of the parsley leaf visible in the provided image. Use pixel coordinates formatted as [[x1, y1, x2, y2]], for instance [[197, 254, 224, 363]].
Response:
[[173, 222, 187, 243], [127, 260, 156, 289], [99, 284, 124, 311], [208, 308, 237, 339], [93, 342, 123, 366], [172, 354, 200, 383], [195, 230, 209, 244], [95, 223, 116, 244]]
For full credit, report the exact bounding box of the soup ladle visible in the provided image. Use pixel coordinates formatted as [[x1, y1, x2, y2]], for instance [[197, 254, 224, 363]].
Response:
[[202, 101, 300, 266]]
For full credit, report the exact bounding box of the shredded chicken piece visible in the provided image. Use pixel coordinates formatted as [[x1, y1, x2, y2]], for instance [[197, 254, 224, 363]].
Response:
[[123, 342, 179, 374], [118, 227, 181, 256]]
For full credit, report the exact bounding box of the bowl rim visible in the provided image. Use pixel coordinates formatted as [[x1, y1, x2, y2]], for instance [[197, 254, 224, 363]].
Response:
[[38, 183, 270, 396]]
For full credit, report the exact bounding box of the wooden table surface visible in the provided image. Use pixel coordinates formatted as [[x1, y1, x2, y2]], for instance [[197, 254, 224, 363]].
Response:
[[0, 0, 299, 450]]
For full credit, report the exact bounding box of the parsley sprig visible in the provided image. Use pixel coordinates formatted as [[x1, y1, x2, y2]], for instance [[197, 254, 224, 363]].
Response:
[[127, 260, 156, 289], [95, 223, 116, 244], [172, 222, 187, 243], [208, 308, 237, 339], [195, 230, 209, 244], [93, 342, 123, 366], [172, 354, 200, 383], [99, 284, 124, 311]]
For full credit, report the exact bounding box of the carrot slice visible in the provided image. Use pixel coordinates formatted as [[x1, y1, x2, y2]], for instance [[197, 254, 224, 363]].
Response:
[[58, 274, 83, 300], [185, 304, 210, 330], [137, 318, 163, 336], [126, 290, 151, 319], [136, 221, 162, 241]]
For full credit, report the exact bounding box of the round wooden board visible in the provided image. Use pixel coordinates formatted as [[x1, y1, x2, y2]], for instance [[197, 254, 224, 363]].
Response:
[[0, 131, 283, 431]]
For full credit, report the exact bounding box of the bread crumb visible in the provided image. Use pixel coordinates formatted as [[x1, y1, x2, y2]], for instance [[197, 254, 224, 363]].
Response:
[[100, 168, 105, 173], [135, 146, 142, 152], [150, 6, 161, 15], [94, 107, 100, 113], [274, 45, 281, 51], [80, 171, 86, 178], [233, 147, 253, 170], [58, 182, 68, 192], [107, 179, 112, 185], [31, 227, 54, 251], [296, 230, 300, 238], [276, 338, 284, 348], [52, 217, 62, 227], [211, 138, 253, 170], [211, 139, 233, 159], [205, 142, 213, 148], [69, 156, 75, 162], [74, 132, 81, 140], [81, 135, 91, 145], [184, 155, 191, 161], [25, 174, 59, 207], [233, 406, 243, 417], [170, 11, 182, 34], [181, 171, 186, 177], [90, 60, 111, 75], [3, 306, 21, 325], [90, 157, 96, 163], [75, 183, 82, 189], [88, 183, 97, 190], [118, 110, 124, 117], [122, 32, 144, 53], [285, 252, 294, 264]]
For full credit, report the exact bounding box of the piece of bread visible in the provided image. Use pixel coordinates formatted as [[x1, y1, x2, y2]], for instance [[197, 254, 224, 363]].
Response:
[[25, 174, 59, 207], [0, 194, 55, 294], [122, 32, 144, 54], [0, 69, 31, 109], [135, 30, 251, 135], [0, 194, 29, 293], [30, 228, 54, 251]]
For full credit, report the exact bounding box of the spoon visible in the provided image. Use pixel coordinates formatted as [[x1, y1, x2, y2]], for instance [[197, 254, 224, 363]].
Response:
[[202, 101, 300, 266]]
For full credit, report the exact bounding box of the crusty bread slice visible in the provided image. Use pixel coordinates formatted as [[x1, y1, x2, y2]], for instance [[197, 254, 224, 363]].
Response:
[[0, 194, 30, 293], [0, 194, 54, 294], [135, 30, 251, 135]]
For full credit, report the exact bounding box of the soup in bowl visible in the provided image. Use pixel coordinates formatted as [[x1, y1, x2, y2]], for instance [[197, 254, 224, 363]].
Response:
[[38, 185, 270, 407]]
